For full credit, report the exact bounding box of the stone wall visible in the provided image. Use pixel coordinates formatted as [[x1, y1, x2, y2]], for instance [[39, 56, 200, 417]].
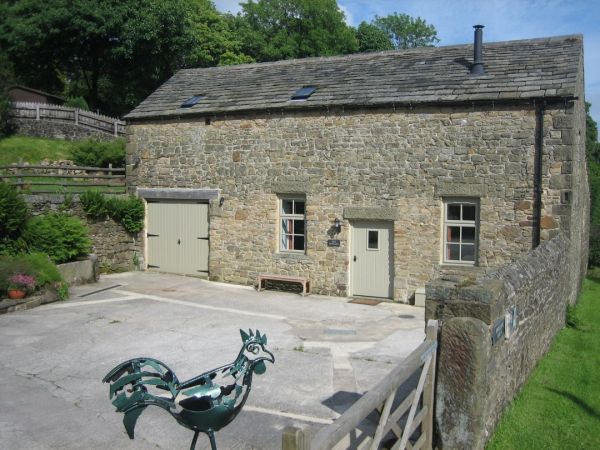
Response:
[[128, 101, 581, 302], [26, 194, 141, 271], [13, 118, 118, 141], [425, 233, 573, 449]]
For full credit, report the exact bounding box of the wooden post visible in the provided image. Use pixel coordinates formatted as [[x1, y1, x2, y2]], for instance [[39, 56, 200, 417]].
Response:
[[75, 109, 79, 125], [114, 120, 118, 136], [422, 319, 439, 450], [282, 425, 310, 450], [35, 104, 40, 120]]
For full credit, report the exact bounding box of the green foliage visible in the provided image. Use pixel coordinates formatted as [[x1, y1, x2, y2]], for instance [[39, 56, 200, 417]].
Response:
[[0, 182, 29, 252], [586, 103, 600, 164], [0, 252, 63, 295], [0, 0, 196, 116], [80, 190, 109, 219], [56, 280, 69, 300], [487, 278, 600, 449], [356, 22, 394, 53], [232, 0, 358, 62], [372, 13, 439, 49], [107, 195, 145, 234], [70, 138, 125, 168], [22, 212, 92, 264], [81, 191, 144, 234], [64, 96, 89, 110], [587, 105, 600, 267]]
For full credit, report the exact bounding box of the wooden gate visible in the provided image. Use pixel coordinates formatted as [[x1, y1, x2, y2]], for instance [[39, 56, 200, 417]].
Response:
[[283, 320, 438, 450]]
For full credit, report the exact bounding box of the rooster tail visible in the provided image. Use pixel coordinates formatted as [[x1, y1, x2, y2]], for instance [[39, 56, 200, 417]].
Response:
[[123, 406, 147, 439]]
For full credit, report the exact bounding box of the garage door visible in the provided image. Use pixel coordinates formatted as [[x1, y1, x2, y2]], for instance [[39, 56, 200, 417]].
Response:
[[146, 201, 209, 276]]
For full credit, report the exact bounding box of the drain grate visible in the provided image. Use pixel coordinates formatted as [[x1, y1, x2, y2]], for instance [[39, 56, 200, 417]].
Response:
[[78, 284, 122, 298], [398, 314, 415, 319]]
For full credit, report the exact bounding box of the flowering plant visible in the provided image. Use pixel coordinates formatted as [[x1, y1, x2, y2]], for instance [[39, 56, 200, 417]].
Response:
[[8, 273, 37, 293]]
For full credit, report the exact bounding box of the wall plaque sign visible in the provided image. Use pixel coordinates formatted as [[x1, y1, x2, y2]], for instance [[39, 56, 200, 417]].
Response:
[[327, 239, 341, 247], [491, 317, 506, 345]]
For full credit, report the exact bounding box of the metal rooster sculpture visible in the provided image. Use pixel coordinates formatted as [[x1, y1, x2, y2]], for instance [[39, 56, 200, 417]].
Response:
[[102, 329, 275, 450]]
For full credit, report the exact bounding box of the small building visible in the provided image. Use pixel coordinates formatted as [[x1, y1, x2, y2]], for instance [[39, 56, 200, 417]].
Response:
[[125, 31, 588, 303], [8, 85, 65, 105]]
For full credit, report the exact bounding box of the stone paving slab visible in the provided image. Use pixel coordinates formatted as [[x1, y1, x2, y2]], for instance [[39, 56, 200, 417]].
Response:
[[0, 272, 424, 449]]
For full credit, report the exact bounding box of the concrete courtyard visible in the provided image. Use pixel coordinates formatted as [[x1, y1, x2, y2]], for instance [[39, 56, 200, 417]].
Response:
[[0, 272, 425, 449]]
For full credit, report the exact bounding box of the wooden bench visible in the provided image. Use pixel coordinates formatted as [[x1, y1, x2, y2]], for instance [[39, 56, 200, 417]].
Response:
[[257, 274, 310, 296]]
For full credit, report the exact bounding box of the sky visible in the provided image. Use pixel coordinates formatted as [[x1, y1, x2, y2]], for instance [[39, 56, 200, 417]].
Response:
[[213, 0, 600, 132]]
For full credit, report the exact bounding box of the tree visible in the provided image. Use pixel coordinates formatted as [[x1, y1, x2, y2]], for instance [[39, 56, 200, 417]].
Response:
[[0, 0, 251, 116], [586, 102, 600, 164], [0, 51, 17, 138], [231, 0, 358, 62], [356, 21, 394, 53], [587, 103, 600, 266], [372, 13, 439, 49]]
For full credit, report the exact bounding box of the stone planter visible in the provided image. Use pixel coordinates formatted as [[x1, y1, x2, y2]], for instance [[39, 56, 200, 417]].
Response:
[[57, 254, 99, 285]]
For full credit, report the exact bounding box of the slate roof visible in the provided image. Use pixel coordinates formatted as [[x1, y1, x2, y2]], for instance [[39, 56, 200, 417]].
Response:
[[125, 34, 582, 120]]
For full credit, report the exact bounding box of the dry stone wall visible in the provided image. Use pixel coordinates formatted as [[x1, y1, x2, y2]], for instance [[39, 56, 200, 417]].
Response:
[[127, 102, 579, 302], [12, 118, 117, 141], [425, 233, 573, 449], [26, 194, 141, 271]]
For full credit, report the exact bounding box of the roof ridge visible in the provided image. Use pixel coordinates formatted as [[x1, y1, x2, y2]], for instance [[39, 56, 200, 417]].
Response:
[[176, 34, 583, 74]]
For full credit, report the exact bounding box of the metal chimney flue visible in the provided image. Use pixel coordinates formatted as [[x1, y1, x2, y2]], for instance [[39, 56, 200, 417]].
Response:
[[471, 25, 485, 76]]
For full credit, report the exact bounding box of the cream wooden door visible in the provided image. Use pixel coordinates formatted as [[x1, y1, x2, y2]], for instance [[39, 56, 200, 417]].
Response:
[[351, 220, 393, 298], [146, 201, 209, 276]]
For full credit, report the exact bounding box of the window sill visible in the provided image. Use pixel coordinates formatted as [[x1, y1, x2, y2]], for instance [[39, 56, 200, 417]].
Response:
[[439, 263, 480, 270]]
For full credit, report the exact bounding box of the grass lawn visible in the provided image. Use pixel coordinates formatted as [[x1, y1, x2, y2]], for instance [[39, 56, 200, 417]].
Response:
[[0, 135, 75, 165], [486, 275, 600, 449]]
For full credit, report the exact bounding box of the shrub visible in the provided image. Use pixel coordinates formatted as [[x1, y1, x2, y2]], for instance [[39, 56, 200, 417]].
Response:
[[81, 191, 144, 234], [0, 182, 29, 255], [22, 213, 92, 264], [107, 195, 145, 234], [80, 190, 109, 219], [70, 138, 125, 168], [0, 182, 29, 238], [589, 224, 600, 268], [0, 252, 63, 295], [64, 96, 89, 111]]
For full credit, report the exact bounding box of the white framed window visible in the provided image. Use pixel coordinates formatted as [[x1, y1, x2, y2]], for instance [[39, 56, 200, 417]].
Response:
[[280, 197, 306, 252], [367, 230, 379, 250], [443, 199, 478, 264]]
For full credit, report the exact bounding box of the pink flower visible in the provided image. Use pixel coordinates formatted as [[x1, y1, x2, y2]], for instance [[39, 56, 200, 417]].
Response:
[[8, 273, 37, 292]]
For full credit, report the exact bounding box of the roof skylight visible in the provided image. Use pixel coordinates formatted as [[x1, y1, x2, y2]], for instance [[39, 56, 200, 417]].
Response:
[[180, 95, 205, 108], [291, 86, 317, 101]]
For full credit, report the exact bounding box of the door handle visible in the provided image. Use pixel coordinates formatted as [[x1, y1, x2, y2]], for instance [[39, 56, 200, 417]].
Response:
[[353, 256, 357, 262]]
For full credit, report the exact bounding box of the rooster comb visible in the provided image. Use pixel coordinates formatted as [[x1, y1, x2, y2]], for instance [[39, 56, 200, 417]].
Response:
[[240, 328, 267, 345]]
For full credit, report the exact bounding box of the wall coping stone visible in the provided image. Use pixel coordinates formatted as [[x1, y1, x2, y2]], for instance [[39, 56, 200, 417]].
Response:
[[137, 188, 219, 201], [343, 207, 398, 220]]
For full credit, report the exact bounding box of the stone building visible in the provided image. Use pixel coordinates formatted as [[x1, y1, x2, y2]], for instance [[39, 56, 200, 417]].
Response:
[[125, 31, 588, 303]]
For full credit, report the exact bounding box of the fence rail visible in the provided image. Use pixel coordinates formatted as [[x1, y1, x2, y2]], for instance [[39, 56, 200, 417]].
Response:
[[283, 320, 438, 450], [0, 162, 126, 194], [10, 102, 126, 137]]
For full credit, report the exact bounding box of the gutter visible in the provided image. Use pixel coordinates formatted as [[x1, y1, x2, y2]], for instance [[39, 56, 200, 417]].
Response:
[[123, 96, 578, 124]]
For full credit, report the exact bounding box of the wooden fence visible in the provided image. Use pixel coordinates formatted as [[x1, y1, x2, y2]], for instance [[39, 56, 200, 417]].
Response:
[[282, 320, 438, 450], [0, 162, 126, 194], [10, 102, 126, 137]]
